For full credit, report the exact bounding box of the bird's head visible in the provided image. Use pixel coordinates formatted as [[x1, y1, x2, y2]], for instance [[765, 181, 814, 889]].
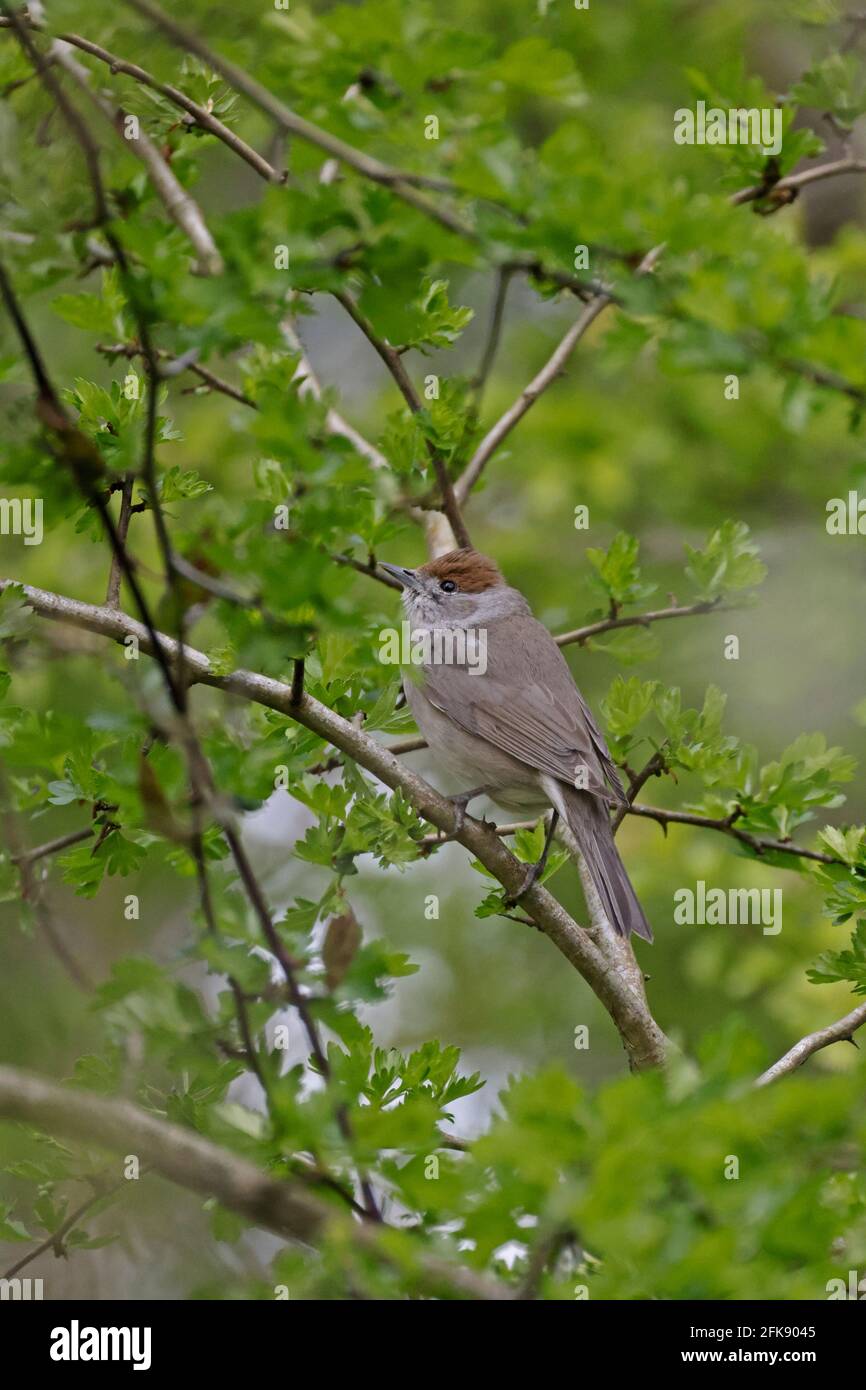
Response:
[[380, 548, 525, 626]]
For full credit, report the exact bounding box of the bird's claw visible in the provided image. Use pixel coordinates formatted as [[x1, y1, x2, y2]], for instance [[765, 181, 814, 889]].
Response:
[[438, 786, 488, 842], [503, 809, 560, 906], [503, 858, 545, 907]]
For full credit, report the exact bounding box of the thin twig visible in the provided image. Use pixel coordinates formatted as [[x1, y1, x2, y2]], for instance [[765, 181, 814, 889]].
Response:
[[105, 473, 135, 608], [2, 1172, 127, 1279], [220, 822, 382, 1220], [0, 16, 283, 182], [49, 40, 222, 275], [611, 751, 666, 833], [0, 766, 93, 992], [555, 598, 726, 648], [329, 550, 402, 591], [470, 264, 515, 403], [778, 356, 866, 407], [454, 291, 612, 504], [515, 1226, 575, 1301], [10, 826, 95, 864], [55, 30, 283, 184], [19, 864, 92, 992], [123, 0, 478, 242], [281, 318, 390, 471], [455, 245, 664, 506], [731, 156, 866, 207], [96, 341, 255, 408], [439, 805, 845, 869], [333, 288, 472, 547], [383, 736, 428, 756], [626, 802, 843, 866], [754, 1001, 866, 1086]]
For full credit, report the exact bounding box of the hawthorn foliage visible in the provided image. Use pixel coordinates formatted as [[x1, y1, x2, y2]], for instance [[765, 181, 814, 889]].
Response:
[[0, 0, 865, 1299]]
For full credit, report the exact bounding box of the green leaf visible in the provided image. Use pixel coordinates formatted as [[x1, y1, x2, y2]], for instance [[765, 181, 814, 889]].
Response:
[[52, 294, 118, 335], [407, 278, 474, 353], [808, 921, 866, 993], [601, 676, 658, 738], [819, 824, 865, 867], [684, 521, 766, 601], [0, 1207, 31, 1242], [791, 54, 866, 129], [158, 465, 213, 501], [585, 532, 657, 608]]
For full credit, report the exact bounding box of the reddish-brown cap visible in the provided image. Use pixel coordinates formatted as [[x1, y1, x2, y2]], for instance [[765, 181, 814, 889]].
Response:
[[418, 548, 505, 593]]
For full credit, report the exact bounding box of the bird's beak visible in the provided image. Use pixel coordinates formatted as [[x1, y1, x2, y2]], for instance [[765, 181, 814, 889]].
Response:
[[380, 562, 424, 592]]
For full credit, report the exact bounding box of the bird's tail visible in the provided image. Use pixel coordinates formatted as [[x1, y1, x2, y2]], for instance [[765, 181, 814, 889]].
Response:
[[550, 781, 653, 942]]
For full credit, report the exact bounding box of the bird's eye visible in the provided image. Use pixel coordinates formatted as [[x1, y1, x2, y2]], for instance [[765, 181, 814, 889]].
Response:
[[439, 579, 457, 593]]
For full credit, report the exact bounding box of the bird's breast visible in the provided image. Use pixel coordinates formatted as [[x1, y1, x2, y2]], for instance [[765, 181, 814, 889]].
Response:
[[403, 677, 547, 813]]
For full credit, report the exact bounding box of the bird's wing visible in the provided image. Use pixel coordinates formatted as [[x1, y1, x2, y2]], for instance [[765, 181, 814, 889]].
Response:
[[419, 613, 625, 803]]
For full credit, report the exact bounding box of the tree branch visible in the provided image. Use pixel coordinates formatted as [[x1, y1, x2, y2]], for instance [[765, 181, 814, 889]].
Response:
[[123, 0, 478, 242], [2, 1171, 128, 1280], [0, 16, 285, 183], [555, 598, 727, 648], [59, 31, 282, 185], [49, 40, 223, 275], [105, 473, 135, 608], [0, 578, 670, 1071], [0, 1064, 506, 1298], [731, 156, 866, 207], [470, 263, 515, 404], [754, 1000, 866, 1087], [455, 244, 664, 505], [626, 802, 843, 866], [0, 767, 93, 992], [436, 805, 844, 870], [332, 288, 472, 548], [454, 290, 612, 505], [96, 341, 255, 409], [280, 318, 390, 473]]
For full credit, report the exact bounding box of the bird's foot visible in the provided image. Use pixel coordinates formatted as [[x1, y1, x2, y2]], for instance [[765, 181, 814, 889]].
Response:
[[439, 785, 490, 841], [503, 809, 560, 906], [503, 857, 547, 907]]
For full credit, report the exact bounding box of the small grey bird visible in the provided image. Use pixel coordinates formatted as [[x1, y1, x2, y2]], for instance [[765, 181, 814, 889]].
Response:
[[381, 547, 652, 941]]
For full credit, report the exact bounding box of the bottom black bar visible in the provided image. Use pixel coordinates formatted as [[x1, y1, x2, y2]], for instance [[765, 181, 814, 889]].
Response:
[[1, 1298, 861, 1374]]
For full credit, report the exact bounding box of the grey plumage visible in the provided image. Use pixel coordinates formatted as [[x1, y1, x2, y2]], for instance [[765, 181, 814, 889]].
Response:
[[549, 781, 653, 942], [382, 552, 653, 942]]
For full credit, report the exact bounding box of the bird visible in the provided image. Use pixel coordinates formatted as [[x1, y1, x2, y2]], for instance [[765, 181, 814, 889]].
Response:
[[380, 547, 653, 941]]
